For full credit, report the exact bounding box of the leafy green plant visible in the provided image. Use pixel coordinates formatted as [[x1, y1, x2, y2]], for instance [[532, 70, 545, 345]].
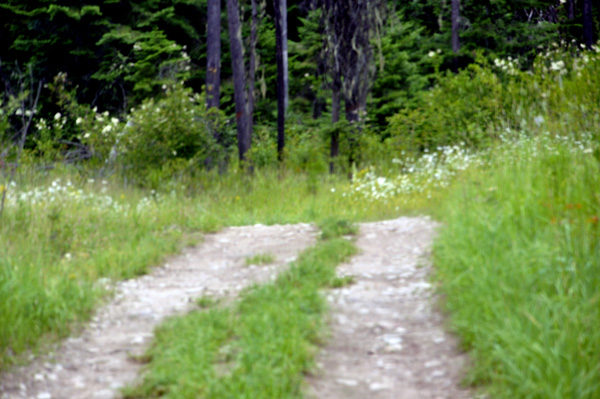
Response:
[[121, 84, 229, 183], [246, 125, 278, 169], [244, 253, 276, 266], [196, 295, 220, 309], [329, 275, 355, 288], [318, 218, 358, 240], [388, 60, 503, 152]]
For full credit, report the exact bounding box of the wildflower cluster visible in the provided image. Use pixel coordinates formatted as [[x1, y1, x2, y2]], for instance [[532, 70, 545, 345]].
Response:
[[342, 132, 597, 205], [2, 178, 168, 217], [493, 57, 519, 75], [345, 143, 486, 202], [533, 39, 600, 79], [75, 107, 124, 160]]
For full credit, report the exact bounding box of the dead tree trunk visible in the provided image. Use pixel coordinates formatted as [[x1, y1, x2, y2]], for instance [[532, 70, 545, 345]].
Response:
[[226, 0, 252, 162], [329, 75, 341, 173], [206, 0, 221, 109], [281, 0, 289, 112], [582, 0, 594, 49], [248, 0, 258, 129], [274, 0, 288, 161], [567, 0, 575, 20]]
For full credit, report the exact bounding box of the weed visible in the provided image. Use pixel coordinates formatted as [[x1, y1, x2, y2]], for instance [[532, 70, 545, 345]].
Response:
[[244, 253, 276, 266], [196, 295, 220, 309], [318, 218, 358, 240], [329, 275, 356, 288]]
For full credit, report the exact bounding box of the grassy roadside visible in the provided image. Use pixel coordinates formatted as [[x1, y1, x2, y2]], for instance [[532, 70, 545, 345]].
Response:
[[0, 170, 421, 370], [121, 219, 357, 399], [433, 136, 600, 398]]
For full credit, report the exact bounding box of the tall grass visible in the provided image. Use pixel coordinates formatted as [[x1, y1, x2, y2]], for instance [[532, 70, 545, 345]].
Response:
[[434, 135, 600, 398]]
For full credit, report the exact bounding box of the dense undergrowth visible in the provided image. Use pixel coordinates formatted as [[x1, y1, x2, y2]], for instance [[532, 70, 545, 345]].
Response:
[[1, 44, 599, 398]]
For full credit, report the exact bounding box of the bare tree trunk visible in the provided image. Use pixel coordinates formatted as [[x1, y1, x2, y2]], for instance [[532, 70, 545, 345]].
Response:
[[451, 0, 460, 71], [0, 81, 42, 220], [567, 0, 575, 20], [274, 0, 287, 161], [226, 0, 251, 162], [281, 0, 289, 112], [345, 95, 360, 169], [582, 0, 594, 49], [329, 76, 341, 174], [206, 0, 221, 109], [248, 0, 258, 128]]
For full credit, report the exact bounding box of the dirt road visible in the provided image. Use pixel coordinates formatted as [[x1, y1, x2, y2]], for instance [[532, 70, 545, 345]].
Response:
[[0, 218, 471, 399]]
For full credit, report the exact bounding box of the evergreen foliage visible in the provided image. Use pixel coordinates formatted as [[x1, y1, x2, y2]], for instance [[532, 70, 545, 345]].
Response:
[[0, 0, 598, 172]]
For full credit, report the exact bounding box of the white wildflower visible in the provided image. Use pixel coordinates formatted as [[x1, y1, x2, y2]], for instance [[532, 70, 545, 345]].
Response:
[[534, 115, 545, 126], [550, 60, 565, 71]]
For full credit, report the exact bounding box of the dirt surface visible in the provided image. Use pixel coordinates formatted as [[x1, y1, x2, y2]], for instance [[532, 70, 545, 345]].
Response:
[[1, 217, 472, 399], [307, 217, 472, 399], [0, 223, 316, 399]]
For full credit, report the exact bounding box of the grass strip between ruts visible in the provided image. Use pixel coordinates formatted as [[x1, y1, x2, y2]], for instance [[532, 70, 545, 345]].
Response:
[[122, 219, 357, 399]]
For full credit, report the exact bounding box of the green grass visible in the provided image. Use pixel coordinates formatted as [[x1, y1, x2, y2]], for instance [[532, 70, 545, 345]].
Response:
[[196, 295, 220, 309], [244, 253, 276, 266], [434, 137, 600, 398], [328, 275, 356, 288], [0, 189, 207, 368], [0, 169, 423, 370], [122, 220, 357, 399], [318, 217, 359, 240]]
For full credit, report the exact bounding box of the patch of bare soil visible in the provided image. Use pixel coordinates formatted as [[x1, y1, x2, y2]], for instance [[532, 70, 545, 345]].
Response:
[[307, 217, 472, 399], [0, 223, 316, 399]]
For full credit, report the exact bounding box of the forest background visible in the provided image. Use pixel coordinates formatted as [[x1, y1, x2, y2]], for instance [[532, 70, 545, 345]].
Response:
[[1, 1, 599, 399], [0, 0, 597, 178]]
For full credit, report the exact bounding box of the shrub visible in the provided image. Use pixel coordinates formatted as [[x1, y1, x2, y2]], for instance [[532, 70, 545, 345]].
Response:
[[388, 61, 504, 153], [119, 84, 230, 183], [388, 45, 600, 155]]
